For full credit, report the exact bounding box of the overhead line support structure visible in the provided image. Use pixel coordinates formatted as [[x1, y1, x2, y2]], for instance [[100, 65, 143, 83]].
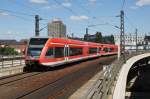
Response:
[[35, 15, 42, 36], [135, 28, 138, 52], [120, 10, 125, 63]]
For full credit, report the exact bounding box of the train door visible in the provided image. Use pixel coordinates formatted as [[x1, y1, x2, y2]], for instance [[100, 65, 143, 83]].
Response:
[[97, 47, 99, 55], [64, 45, 69, 61], [67, 45, 69, 60]]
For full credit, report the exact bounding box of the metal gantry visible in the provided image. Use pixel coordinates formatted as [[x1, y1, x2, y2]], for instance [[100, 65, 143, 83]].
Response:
[[135, 28, 138, 52], [35, 15, 40, 36], [120, 10, 126, 63]]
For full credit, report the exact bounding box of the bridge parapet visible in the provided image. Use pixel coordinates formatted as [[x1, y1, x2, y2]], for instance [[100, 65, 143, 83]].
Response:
[[83, 51, 150, 99], [0, 55, 24, 68], [113, 52, 150, 99], [0, 55, 25, 77]]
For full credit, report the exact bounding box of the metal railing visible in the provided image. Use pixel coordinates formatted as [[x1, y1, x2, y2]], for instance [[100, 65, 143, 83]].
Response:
[[0, 55, 25, 68], [83, 51, 150, 99]]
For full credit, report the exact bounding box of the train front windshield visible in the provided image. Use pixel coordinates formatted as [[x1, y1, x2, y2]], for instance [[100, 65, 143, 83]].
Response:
[[27, 48, 43, 58], [27, 38, 48, 58]]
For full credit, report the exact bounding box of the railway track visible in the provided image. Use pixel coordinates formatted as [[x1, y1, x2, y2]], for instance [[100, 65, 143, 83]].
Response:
[[18, 62, 101, 99], [0, 72, 43, 86], [0, 55, 117, 99]]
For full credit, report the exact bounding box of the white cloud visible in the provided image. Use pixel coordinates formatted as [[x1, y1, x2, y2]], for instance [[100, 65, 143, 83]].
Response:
[[6, 31, 13, 35], [89, 0, 97, 3], [0, 31, 18, 35], [43, 6, 51, 9], [43, 5, 60, 9], [70, 15, 89, 21], [29, 0, 48, 4], [62, 2, 72, 7], [136, 0, 150, 6], [0, 12, 9, 16], [88, 0, 97, 4], [129, 6, 138, 9], [87, 0, 98, 6]]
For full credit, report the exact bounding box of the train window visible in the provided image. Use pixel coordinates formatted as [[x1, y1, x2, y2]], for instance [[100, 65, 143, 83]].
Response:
[[69, 48, 83, 56], [103, 48, 109, 52], [45, 48, 54, 58], [27, 48, 43, 57], [55, 47, 64, 58], [99, 48, 101, 51], [29, 38, 48, 45], [89, 48, 97, 54], [110, 48, 114, 52]]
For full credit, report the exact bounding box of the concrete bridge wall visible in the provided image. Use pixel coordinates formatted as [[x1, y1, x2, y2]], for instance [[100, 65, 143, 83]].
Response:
[[113, 53, 150, 99]]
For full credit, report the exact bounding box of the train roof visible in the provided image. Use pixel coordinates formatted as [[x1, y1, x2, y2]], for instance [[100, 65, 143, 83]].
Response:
[[29, 37, 117, 47], [48, 38, 103, 46]]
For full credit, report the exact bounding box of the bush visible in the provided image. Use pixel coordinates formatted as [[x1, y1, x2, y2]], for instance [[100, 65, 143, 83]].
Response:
[[0, 46, 19, 55]]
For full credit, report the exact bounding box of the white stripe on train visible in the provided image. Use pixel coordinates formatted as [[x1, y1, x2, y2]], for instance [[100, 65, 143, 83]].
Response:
[[40, 53, 117, 67]]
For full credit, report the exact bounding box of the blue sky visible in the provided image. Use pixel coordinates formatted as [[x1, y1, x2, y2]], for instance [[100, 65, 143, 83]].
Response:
[[0, 0, 150, 40]]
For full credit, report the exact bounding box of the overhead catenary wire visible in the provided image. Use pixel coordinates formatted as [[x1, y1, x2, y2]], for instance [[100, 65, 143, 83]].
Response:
[[1, 0, 132, 38], [40, 25, 48, 32], [121, 0, 126, 10], [74, 0, 117, 25], [75, 0, 90, 13], [0, 8, 35, 22], [9, 14, 34, 22], [53, 0, 78, 15], [0, 8, 34, 17], [0, 11, 33, 22], [88, 27, 115, 36], [53, 0, 95, 27], [52, 0, 120, 33], [7, 0, 40, 15], [0, 8, 50, 25], [124, 14, 137, 29]]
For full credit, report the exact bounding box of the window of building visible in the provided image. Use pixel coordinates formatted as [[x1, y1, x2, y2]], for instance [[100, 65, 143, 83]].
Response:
[[89, 48, 97, 54], [55, 47, 64, 58], [69, 48, 83, 56]]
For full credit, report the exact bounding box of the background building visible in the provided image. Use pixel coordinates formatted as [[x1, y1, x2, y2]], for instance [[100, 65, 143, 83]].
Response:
[[84, 33, 97, 42], [0, 39, 27, 54], [114, 34, 145, 50], [47, 18, 66, 38], [84, 32, 114, 44], [144, 36, 150, 49]]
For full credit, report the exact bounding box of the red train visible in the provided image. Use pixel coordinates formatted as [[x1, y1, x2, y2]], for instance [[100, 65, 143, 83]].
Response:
[[25, 37, 118, 67]]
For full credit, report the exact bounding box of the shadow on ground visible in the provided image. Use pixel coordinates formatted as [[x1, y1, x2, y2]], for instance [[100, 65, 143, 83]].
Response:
[[127, 61, 150, 99]]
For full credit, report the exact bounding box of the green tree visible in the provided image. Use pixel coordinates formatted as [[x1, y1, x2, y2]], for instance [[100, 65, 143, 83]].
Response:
[[84, 34, 88, 41], [110, 34, 115, 44], [95, 32, 103, 43], [102, 35, 115, 44], [0, 46, 19, 55]]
